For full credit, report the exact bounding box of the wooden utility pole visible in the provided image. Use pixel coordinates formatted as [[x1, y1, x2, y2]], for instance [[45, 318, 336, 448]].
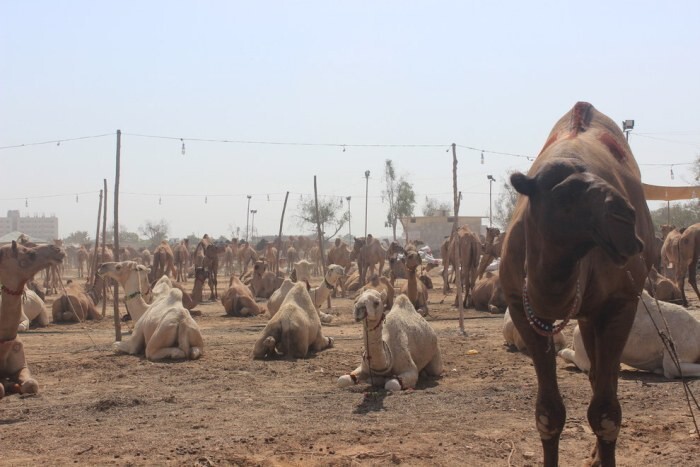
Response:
[[90, 189, 103, 282], [276, 191, 290, 274], [113, 130, 122, 341], [101, 179, 108, 317], [313, 176, 331, 309], [452, 143, 465, 334]]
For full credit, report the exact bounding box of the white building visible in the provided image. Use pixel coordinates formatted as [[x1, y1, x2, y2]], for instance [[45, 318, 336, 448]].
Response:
[[0, 210, 59, 242]]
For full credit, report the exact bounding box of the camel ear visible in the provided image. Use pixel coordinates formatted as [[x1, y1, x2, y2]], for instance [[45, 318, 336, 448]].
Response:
[[511, 172, 536, 197]]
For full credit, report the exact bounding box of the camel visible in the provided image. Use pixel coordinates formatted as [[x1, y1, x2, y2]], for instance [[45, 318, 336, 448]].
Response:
[[356, 274, 395, 310], [559, 291, 700, 378], [109, 274, 203, 361], [440, 236, 455, 292], [338, 291, 442, 391], [267, 264, 345, 321], [644, 266, 682, 304], [87, 246, 114, 279], [264, 243, 279, 275], [249, 261, 284, 299], [502, 309, 566, 354], [252, 282, 334, 359], [173, 239, 190, 282], [660, 225, 682, 279], [453, 225, 480, 308], [350, 234, 386, 286], [400, 250, 429, 316], [290, 259, 314, 284], [307, 244, 322, 276], [150, 241, 176, 281], [676, 223, 700, 306], [223, 245, 235, 276], [238, 242, 258, 274], [476, 227, 503, 280], [77, 245, 89, 278], [328, 239, 351, 296], [386, 241, 408, 286], [194, 236, 220, 300], [472, 271, 507, 314], [140, 248, 152, 267], [222, 275, 262, 317], [286, 246, 299, 274], [499, 102, 655, 466], [0, 240, 64, 398], [52, 276, 104, 323]]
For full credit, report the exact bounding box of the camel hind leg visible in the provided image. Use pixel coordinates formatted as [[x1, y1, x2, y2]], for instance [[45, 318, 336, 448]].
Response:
[[178, 317, 204, 360], [423, 350, 443, 377], [145, 320, 186, 361]]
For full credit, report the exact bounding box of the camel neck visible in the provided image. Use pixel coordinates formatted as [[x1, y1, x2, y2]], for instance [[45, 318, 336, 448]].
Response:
[[0, 290, 22, 341], [191, 279, 204, 305], [362, 319, 391, 374], [406, 267, 418, 302]]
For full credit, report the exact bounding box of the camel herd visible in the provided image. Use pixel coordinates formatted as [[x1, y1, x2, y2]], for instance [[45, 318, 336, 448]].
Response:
[[2, 103, 700, 464]]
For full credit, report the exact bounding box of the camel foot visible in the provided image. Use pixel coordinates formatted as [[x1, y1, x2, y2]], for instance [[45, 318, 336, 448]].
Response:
[[20, 378, 39, 395], [0, 384, 5, 399], [385, 379, 402, 391], [320, 312, 333, 324], [337, 374, 356, 387]]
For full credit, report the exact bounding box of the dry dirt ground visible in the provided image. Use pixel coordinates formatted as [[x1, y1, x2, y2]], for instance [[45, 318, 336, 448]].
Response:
[[2, 267, 699, 466]]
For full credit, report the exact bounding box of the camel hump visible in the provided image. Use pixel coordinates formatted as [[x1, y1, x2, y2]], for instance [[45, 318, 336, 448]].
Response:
[[569, 101, 593, 135], [392, 294, 414, 311]]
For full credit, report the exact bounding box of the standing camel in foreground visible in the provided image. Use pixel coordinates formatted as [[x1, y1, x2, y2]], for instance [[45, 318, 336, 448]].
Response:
[[0, 241, 65, 398], [499, 102, 654, 466]]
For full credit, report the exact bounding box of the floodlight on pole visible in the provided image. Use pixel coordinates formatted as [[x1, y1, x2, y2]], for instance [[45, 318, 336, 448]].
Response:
[[245, 195, 252, 241], [622, 120, 635, 142], [487, 175, 496, 227], [346, 196, 352, 236], [364, 170, 370, 238]]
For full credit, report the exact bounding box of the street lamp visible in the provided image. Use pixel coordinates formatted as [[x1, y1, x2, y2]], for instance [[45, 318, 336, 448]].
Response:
[[487, 175, 496, 227], [346, 196, 352, 237], [622, 119, 634, 142], [364, 170, 370, 238], [250, 209, 258, 241], [245, 195, 252, 241]]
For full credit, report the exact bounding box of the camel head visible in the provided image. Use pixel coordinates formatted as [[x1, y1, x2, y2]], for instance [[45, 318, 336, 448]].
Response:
[[97, 261, 151, 293], [660, 224, 676, 239], [405, 251, 422, 271], [350, 237, 366, 260], [325, 264, 345, 286], [485, 227, 500, 243], [511, 159, 643, 266], [354, 289, 386, 324], [253, 260, 268, 276], [0, 241, 65, 291]]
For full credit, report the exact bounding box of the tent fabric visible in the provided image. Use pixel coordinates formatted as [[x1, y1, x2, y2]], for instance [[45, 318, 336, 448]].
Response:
[[642, 183, 700, 201]]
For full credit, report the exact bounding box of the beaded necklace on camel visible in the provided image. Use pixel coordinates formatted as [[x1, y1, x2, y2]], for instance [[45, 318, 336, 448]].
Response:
[[522, 279, 581, 337]]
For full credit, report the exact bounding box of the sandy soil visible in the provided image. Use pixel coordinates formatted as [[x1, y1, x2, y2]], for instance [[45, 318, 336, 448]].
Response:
[[1, 268, 698, 466]]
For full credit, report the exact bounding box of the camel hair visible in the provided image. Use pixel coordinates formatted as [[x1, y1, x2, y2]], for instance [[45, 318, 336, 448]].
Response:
[[499, 102, 655, 466], [267, 264, 345, 322], [502, 308, 566, 354], [338, 290, 442, 391], [222, 275, 263, 317], [400, 250, 429, 316], [558, 290, 700, 378], [0, 241, 64, 398], [99, 263, 203, 361], [252, 282, 334, 359]]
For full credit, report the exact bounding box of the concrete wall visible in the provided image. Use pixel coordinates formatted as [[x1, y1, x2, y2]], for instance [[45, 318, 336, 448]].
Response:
[[400, 216, 482, 257]]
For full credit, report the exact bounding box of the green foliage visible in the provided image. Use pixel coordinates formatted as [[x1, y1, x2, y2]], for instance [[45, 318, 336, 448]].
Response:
[[649, 200, 700, 231], [63, 231, 90, 245], [139, 219, 169, 247], [494, 174, 519, 229], [297, 197, 349, 241], [382, 159, 416, 240], [422, 197, 451, 216]]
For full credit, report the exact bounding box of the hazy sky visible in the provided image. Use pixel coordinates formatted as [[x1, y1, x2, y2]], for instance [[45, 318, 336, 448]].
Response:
[[2, 1, 699, 240]]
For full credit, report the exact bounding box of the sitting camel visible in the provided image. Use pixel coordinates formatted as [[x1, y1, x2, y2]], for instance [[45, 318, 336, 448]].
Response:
[[472, 271, 507, 314], [249, 261, 284, 299], [267, 264, 345, 322], [0, 240, 64, 398], [400, 251, 429, 316], [222, 275, 262, 317], [559, 291, 700, 378], [290, 259, 314, 283], [252, 282, 334, 359], [502, 308, 566, 354], [338, 291, 442, 391], [644, 266, 682, 304], [104, 270, 203, 361], [356, 274, 395, 310], [52, 277, 103, 323]]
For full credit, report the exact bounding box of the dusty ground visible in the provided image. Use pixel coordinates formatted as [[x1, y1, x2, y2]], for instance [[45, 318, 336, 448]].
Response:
[[2, 267, 699, 466]]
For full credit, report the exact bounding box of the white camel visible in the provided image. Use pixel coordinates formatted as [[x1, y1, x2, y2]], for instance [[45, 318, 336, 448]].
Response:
[[558, 291, 700, 378], [266, 264, 345, 323], [252, 282, 334, 359], [18, 289, 48, 331], [338, 290, 443, 391], [98, 262, 203, 361], [502, 309, 566, 354]]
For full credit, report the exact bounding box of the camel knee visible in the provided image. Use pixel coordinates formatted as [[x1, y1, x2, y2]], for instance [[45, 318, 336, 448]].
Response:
[[588, 399, 621, 442], [535, 400, 566, 441]]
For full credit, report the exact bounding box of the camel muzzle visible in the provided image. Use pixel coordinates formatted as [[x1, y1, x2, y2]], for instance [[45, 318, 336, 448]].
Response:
[[354, 305, 367, 322]]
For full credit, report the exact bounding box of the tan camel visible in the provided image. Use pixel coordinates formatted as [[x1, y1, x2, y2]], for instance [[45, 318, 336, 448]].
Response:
[[327, 239, 351, 296], [350, 235, 386, 286], [265, 243, 279, 275], [52, 276, 104, 323], [660, 225, 681, 279], [338, 291, 442, 391], [285, 246, 299, 273], [252, 282, 333, 359], [400, 250, 429, 316], [644, 266, 682, 304], [249, 261, 284, 299], [100, 266, 203, 361], [222, 275, 263, 317], [676, 223, 700, 306], [238, 242, 258, 274], [150, 241, 176, 281], [453, 226, 480, 308], [308, 244, 322, 276], [472, 271, 507, 314], [140, 248, 152, 267], [440, 236, 455, 292], [476, 227, 503, 279], [173, 239, 190, 282], [223, 245, 235, 276], [356, 274, 395, 310], [77, 245, 89, 278], [0, 241, 64, 398], [499, 102, 654, 466], [502, 308, 566, 354], [11, 289, 49, 331]]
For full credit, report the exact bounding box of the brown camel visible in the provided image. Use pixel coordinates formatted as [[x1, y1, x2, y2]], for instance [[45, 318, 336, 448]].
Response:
[[238, 241, 258, 274], [350, 234, 386, 286], [222, 275, 263, 317], [77, 245, 89, 278], [472, 271, 507, 314], [0, 241, 64, 398], [676, 223, 700, 306], [52, 276, 104, 323], [644, 266, 683, 304], [223, 245, 235, 276], [400, 250, 428, 316], [660, 224, 682, 279], [249, 261, 284, 299], [357, 274, 395, 310], [476, 227, 503, 279], [194, 235, 220, 300], [140, 248, 152, 267], [171, 267, 209, 311], [265, 243, 279, 275], [500, 102, 654, 466], [328, 239, 352, 296], [308, 244, 322, 276], [150, 241, 176, 282], [440, 236, 455, 292], [444, 226, 480, 308], [173, 239, 190, 282]]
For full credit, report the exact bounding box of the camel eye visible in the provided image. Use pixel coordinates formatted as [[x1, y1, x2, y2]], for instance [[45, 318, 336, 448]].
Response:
[[373, 300, 380, 307]]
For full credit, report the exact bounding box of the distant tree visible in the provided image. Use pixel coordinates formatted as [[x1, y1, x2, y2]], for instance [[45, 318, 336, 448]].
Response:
[[493, 174, 519, 229], [297, 197, 349, 241], [649, 200, 700, 231], [104, 224, 141, 245], [139, 219, 169, 247], [63, 231, 90, 245], [382, 159, 416, 240], [186, 233, 200, 246], [422, 197, 451, 216]]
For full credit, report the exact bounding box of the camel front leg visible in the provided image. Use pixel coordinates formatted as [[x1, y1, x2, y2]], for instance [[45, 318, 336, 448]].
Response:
[[386, 365, 419, 391], [338, 364, 368, 387], [311, 333, 334, 352], [0, 340, 39, 395]]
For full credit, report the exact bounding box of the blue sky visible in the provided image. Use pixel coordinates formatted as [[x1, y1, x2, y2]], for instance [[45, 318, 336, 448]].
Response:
[[2, 1, 699, 240]]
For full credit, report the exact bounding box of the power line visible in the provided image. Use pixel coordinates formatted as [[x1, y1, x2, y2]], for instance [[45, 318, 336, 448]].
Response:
[[0, 133, 112, 150]]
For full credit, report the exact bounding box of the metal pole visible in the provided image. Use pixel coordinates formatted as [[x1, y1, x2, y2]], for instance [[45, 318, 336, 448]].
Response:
[[487, 175, 495, 227], [113, 130, 122, 342], [364, 170, 370, 237], [250, 210, 257, 241], [346, 196, 351, 237], [245, 195, 252, 241]]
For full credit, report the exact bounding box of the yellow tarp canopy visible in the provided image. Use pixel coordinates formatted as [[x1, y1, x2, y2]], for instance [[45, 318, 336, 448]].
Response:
[[643, 183, 700, 201]]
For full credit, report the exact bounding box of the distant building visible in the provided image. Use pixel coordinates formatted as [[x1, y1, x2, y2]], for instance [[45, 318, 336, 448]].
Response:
[[399, 214, 483, 257], [0, 210, 59, 242]]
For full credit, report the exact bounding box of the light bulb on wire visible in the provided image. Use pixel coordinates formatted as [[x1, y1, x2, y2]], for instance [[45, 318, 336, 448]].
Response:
[[670, 167, 675, 180], [480, 151, 484, 165], [181, 138, 186, 156]]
